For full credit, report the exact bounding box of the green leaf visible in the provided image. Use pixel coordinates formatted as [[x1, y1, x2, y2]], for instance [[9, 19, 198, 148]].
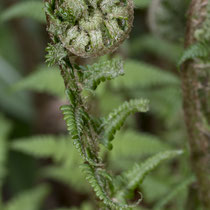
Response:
[[112, 60, 179, 90], [12, 65, 65, 98], [178, 41, 210, 66], [0, 1, 46, 24], [0, 115, 12, 190], [134, 0, 152, 9], [116, 150, 183, 200], [83, 57, 124, 90], [109, 130, 171, 170], [4, 185, 49, 210], [154, 176, 196, 210], [100, 99, 149, 149], [11, 135, 79, 167]]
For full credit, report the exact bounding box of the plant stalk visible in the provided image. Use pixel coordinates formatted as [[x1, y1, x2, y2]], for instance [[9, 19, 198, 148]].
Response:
[[181, 0, 210, 209]]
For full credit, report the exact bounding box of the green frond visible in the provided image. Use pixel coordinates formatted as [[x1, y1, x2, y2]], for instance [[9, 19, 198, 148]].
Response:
[[12, 65, 65, 98], [0, 1, 46, 24], [4, 185, 49, 210], [11, 135, 79, 167], [112, 60, 179, 90], [100, 99, 149, 149], [0, 115, 12, 190], [130, 35, 183, 64], [154, 176, 196, 210], [60, 105, 85, 157], [81, 164, 141, 210], [134, 0, 152, 9], [83, 58, 124, 90], [42, 165, 88, 192], [115, 150, 183, 200], [109, 130, 171, 170], [178, 41, 210, 66]]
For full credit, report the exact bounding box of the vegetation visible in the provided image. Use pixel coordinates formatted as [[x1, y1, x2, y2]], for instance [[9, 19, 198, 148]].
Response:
[[0, 0, 209, 209]]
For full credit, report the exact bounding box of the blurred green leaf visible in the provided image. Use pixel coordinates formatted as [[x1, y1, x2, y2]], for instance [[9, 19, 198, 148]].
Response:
[[0, 1, 46, 24]]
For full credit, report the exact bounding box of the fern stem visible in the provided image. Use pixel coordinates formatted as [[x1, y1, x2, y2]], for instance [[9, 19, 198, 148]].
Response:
[[181, 0, 210, 209]]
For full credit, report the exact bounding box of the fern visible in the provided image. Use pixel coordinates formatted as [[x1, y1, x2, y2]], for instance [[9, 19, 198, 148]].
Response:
[[11, 135, 79, 167], [153, 176, 196, 210], [115, 150, 183, 200], [41, 165, 88, 192], [83, 58, 124, 90], [0, 1, 46, 23], [112, 60, 179, 90], [179, 41, 210, 66], [100, 99, 149, 149], [130, 35, 183, 64], [109, 130, 171, 170], [3, 185, 49, 210], [12, 65, 65, 98], [179, 1, 210, 65], [81, 164, 141, 209]]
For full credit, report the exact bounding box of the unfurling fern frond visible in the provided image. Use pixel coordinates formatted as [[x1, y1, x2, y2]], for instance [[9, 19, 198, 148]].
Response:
[[153, 176, 196, 210], [0, 1, 46, 23], [178, 41, 210, 66], [83, 58, 124, 90], [46, 0, 134, 58], [4, 185, 49, 210], [11, 135, 79, 167], [100, 99, 149, 149], [115, 150, 183, 200]]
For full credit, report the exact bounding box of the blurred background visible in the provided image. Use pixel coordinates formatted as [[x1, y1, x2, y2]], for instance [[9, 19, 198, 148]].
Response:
[[0, 0, 197, 210]]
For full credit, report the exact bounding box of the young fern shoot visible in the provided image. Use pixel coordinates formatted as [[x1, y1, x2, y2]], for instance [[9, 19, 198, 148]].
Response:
[[44, 0, 179, 209]]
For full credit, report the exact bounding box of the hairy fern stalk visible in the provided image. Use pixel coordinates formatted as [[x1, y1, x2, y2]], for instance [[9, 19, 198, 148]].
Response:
[[44, 0, 181, 209]]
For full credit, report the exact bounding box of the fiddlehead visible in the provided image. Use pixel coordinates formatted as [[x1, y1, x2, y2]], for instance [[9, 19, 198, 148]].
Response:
[[44, 0, 148, 208], [45, 0, 134, 58]]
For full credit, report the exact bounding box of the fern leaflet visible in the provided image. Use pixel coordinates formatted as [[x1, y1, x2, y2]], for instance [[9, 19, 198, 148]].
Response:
[[100, 99, 149, 149], [115, 150, 183, 200]]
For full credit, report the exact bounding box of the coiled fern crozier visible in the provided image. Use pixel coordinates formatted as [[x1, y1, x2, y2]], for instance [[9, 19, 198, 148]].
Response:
[[43, 0, 180, 209]]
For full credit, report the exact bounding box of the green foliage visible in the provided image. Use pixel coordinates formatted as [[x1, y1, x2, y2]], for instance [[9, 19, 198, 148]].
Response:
[[13, 65, 65, 98], [81, 164, 141, 209], [11, 135, 78, 167], [0, 1, 46, 23], [100, 99, 149, 149], [109, 130, 171, 169], [179, 1, 210, 65], [83, 58, 124, 90], [3, 185, 49, 210], [0, 115, 12, 190], [112, 60, 179, 89], [0, 57, 34, 121], [130, 35, 183, 64], [115, 150, 183, 200], [148, 0, 190, 41], [134, 0, 152, 9], [154, 176, 196, 210], [179, 41, 210, 66]]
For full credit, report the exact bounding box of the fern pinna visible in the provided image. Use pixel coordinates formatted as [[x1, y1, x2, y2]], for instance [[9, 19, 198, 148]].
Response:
[[44, 0, 181, 208]]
